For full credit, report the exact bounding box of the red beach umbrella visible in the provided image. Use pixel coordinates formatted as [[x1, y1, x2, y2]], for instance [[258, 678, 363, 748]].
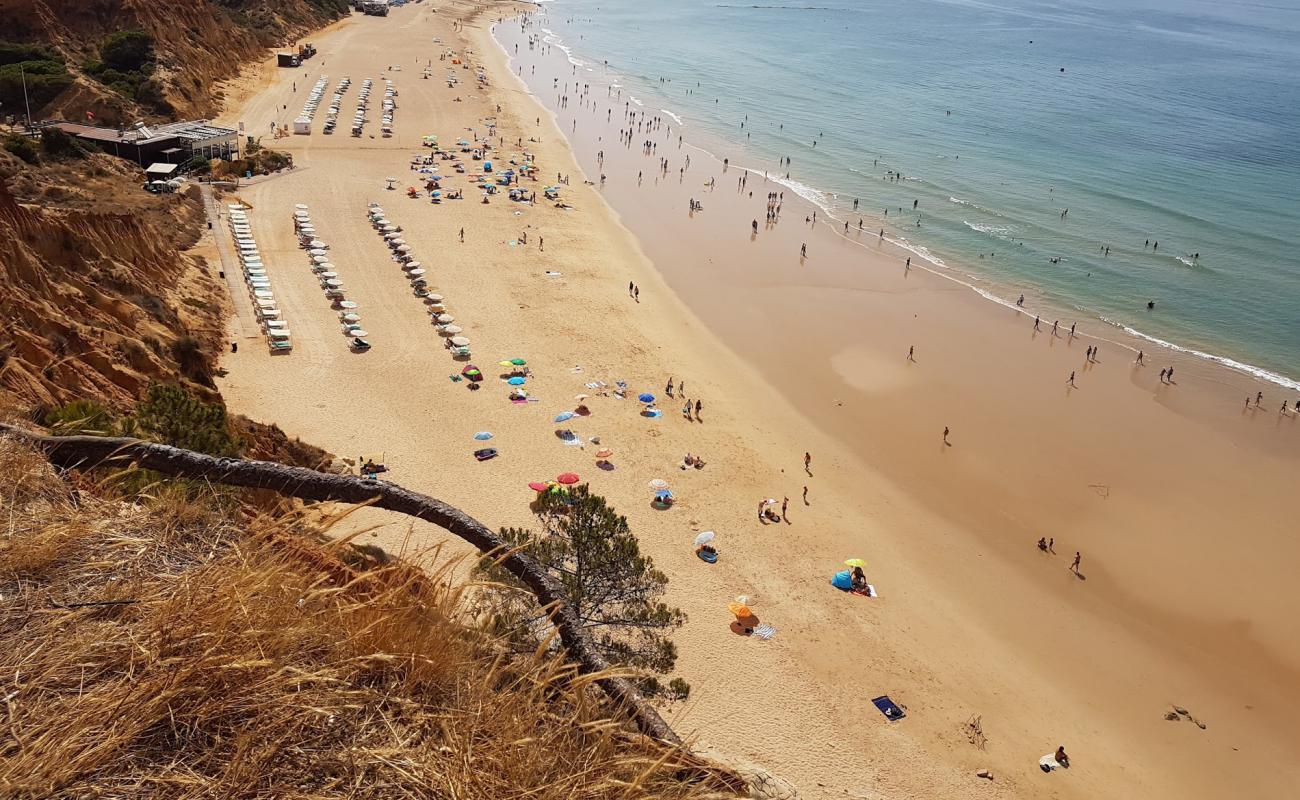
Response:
[[556, 473, 580, 485]]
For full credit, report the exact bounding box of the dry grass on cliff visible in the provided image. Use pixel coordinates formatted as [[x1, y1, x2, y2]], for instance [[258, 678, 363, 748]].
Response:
[[0, 438, 742, 799]]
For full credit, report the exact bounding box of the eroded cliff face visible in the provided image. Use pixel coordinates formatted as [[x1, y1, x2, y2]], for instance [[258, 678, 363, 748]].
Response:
[[0, 0, 346, 120], [0, 151, 227, 409]]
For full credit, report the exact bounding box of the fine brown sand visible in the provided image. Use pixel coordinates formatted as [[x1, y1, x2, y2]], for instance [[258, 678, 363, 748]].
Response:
[[213, 3, 1300, 798]]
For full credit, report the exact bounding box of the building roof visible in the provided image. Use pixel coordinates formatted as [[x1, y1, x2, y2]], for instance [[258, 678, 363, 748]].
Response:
[[153, 120, 239, 143], [48, 122, 175, 146], [144, 162, 179, 176]]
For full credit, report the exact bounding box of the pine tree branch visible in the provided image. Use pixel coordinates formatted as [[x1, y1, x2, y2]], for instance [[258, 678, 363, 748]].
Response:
[[0, 424, 681, 745]]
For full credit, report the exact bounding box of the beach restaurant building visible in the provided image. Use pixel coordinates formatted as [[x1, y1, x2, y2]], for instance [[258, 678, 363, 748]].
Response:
[[44, 120, 240, 166]]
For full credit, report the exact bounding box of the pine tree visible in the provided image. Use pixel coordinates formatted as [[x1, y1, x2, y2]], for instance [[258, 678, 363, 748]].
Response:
[[476, 485, 687, 695]]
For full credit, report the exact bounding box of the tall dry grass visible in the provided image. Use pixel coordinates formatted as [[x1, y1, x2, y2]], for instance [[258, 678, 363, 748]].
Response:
[[0, 439, 743, 799]]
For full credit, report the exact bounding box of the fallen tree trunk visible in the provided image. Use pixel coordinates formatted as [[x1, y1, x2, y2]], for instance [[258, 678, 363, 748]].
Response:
[[0, 424, 680, 744]]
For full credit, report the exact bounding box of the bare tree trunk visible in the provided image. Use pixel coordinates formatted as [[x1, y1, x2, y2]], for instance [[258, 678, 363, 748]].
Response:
[[0, 424, 680, 744]]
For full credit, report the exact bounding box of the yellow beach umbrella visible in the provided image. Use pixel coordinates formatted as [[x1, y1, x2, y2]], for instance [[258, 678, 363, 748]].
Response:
[[844, 558, 867, 568]]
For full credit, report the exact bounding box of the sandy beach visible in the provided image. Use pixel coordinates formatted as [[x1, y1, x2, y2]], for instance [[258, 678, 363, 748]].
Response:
[[212, 3, 1300, 798]]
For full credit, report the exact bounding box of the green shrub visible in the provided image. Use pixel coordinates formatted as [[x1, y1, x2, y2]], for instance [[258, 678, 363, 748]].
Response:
[[133, 382, 240, 457], [2, 133, 38, 164], [100, 30, 154, 73], [39, 127, 87, 159], [44, 400, 118, 435], [0, 61, 73, 113]]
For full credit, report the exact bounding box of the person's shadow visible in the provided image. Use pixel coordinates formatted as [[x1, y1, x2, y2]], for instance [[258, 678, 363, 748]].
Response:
[[730, 614, 760, 635]]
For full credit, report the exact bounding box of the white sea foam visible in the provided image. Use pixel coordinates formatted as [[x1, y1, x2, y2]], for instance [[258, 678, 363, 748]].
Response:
[[659, 108, 684, 126], [1099, 318, 1300, 391], [963, 220, 1015, 237], [628, 95, 644, 106]]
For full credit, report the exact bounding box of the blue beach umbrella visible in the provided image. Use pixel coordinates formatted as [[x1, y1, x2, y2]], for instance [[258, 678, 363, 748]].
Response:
[[473, 431, 493, 440], [507, 376, 526, 386], [554, 411, 576, 423], [638, 393, 655, 403]]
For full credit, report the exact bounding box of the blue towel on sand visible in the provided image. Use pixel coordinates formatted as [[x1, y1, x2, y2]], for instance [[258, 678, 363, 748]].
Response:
[[872, 695, 905, 721]]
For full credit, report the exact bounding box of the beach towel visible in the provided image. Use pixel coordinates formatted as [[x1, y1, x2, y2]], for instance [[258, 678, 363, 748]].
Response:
[[1039, 754, 1063, 772], [697, 549, 717, 563], [473, 448, 498, 461], [871, 695, 905, 721]]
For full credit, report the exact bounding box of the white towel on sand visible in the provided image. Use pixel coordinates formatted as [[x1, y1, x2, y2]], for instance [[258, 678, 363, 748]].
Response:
[[1039, 754, 1062, 771]]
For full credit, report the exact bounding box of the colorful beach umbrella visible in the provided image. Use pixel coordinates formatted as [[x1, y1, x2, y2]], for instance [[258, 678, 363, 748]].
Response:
[[528, 481, 551, 492], [638, 393, 655, 403], [595, 448, 614, 459], [844, 558, 867, 568], [648, 479, 669, 491], [727, 601, 752, 619], [507, 376, 526, 386], [556, 473, 580, 485]]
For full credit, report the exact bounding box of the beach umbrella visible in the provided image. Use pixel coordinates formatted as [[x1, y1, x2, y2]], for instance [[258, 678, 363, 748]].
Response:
[[309, 249, 328, 256], [404, 261, 422, 269], [844, 558, 867, 568], [312, 255, 329, 264], [528, 481, 551, 493], [695, 531, 716, 546], [409, 269, 427, 277], [436, 314, 454, 324], [727, 601, 753, 619], [648, 479, 669, 491], [556, 473, 580, 485], [295, 203, 309, 210], [397, 245, 412, 253], [474, 431, 493, 440], [461, 364, 482, 379], [341, 312, 361, 322], [310, 239, 327, 248], [450, 336, 470, 346], [575, 393, 589, 401], [508, 377, 526, 386], [381, 224, 397, 232], [338, 300, 359, 309], [554, 411, 575, 422], [319, 271, 338, 278], [638, 393, 655, 403], [348, 329, 368, 337], [325, 279, 343, 288], [441, 325, 463, 335], [595, 448, 614, 459], [315, 263, 335, 272], [509, 358, 527, 366], [426, 293, 444, 302]]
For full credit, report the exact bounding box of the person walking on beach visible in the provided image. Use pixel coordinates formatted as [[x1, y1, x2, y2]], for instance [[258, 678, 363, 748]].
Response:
[[694, 399, 702, 420], [781, 496, 789, 522], [629, 281, 634, 297], [666, 377, 674, 397], [683, 398, 692, 420], [1256, 391, 1263, 407], [1071, 552, 1082, 575], [1034, 316, 1041, 332], [943, 426, 950, 445], [908, 345, 915, 362], [804, 452, 812, 474], [1068, 371, 1076, 387], [1018, 294, 1025, 307], [800, 243, 807, 258], [803, 485, 809, 504], [459, 227, 464, 243], [1052, 320, 1059, 336], [1160, 368, 1168, 383], [1069, 322, 1076, 339], [1136, 350, 1145, 365], [752, 219, 758, 234], [634, 285, 640, 302]]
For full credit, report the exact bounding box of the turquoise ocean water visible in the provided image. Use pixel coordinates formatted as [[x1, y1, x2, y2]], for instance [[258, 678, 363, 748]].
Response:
[[514, 0, 1300, 388]]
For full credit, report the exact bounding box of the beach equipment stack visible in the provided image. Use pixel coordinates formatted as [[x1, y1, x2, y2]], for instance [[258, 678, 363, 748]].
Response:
[[351, 78, 373, 137], [366, 204, 469, 358], [295, 204, 369, 350], [323, 75, 350, 135], [380, 78, 397, 137], [295, 76, 329, 135], [228, 204, 290, 352]]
